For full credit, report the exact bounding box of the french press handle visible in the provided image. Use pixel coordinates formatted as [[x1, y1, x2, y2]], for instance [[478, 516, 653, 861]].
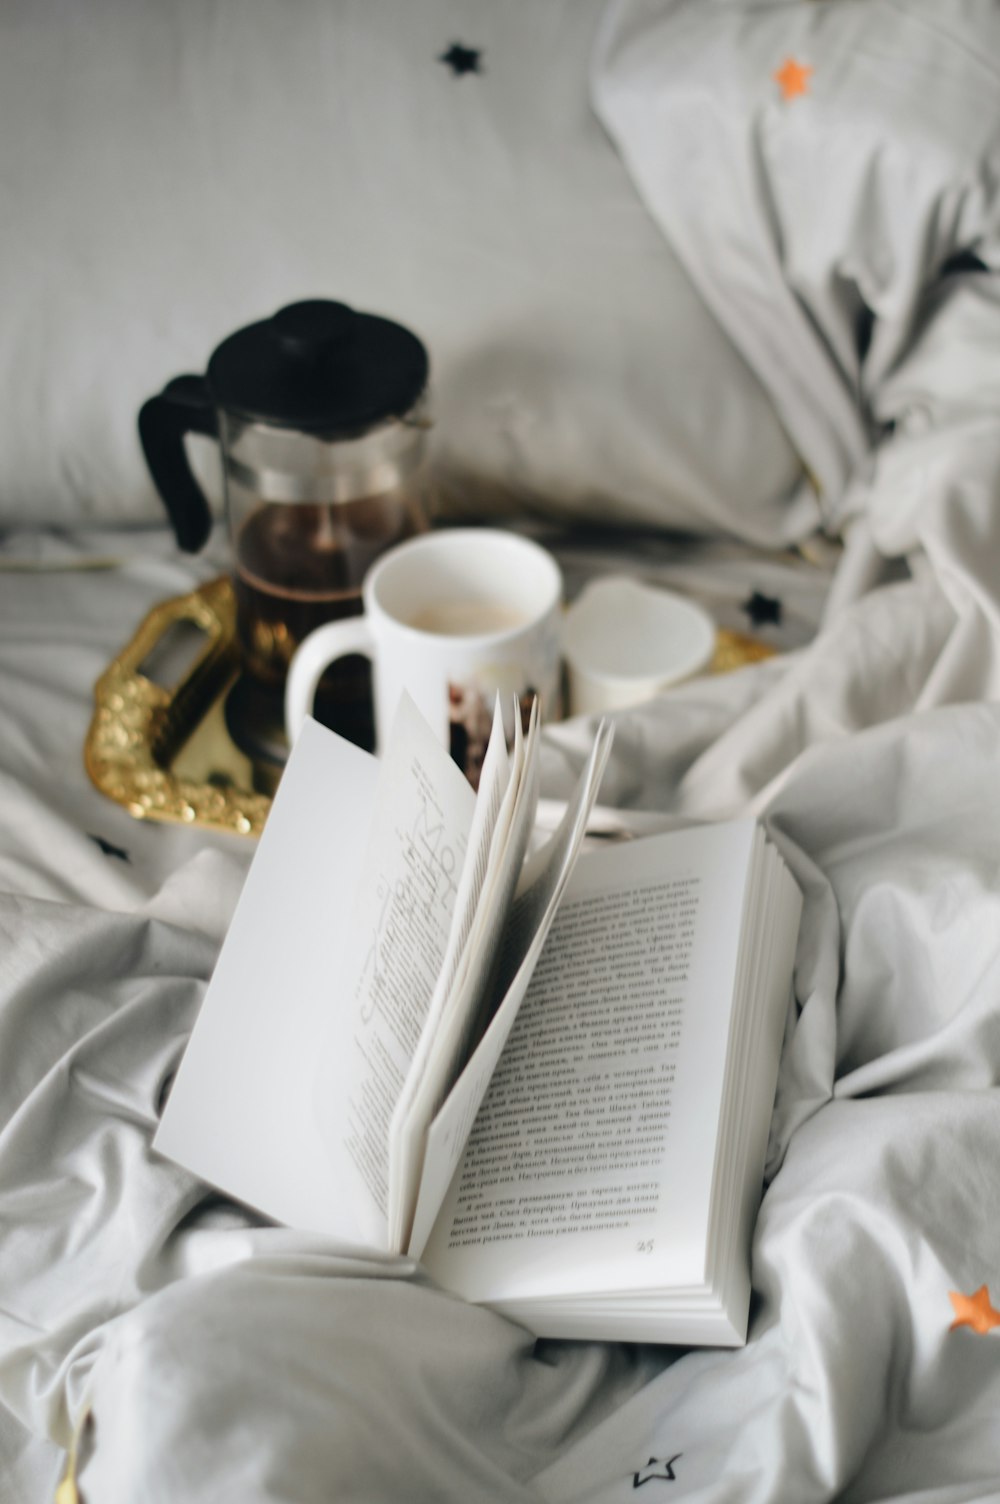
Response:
[[138, 375, 218, 552]]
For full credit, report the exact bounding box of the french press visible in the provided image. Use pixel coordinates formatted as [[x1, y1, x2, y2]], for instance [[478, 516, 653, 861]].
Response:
[[138, 299, 431, 760]]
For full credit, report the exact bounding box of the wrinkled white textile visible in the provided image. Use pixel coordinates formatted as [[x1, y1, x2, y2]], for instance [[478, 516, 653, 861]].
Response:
[[5, 4, 1000, 1497], [593, 0, 1000, 639], [3, 509, 1000, 1502]]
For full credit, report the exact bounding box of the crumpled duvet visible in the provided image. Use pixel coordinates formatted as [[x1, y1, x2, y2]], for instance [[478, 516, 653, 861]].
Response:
[[5, 539, 1000, 1504], [5, 3, 1000, 1500], [3, 651, 1000, 1501], [594, 0, 1000, 656]]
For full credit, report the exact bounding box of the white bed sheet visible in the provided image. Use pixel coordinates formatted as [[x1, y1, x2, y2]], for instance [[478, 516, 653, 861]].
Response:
[[2, 512, 1000, 1501]]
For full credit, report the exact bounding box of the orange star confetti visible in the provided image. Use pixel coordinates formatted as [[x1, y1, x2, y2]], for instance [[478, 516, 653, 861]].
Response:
[[949, 1285, 1000, 1335], [774, 58, 814, 100]]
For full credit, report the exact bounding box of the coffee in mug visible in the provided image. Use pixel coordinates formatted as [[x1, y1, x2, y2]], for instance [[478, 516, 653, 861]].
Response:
[[284, 528, 563, 785], [406, 602, 529, 636]]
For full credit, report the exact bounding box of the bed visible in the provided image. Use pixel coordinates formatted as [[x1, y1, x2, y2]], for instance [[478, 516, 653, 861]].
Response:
[[4, 1, 1000, 1500]]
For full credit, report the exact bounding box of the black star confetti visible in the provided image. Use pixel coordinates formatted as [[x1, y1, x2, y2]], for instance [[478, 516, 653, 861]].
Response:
[[633, 1454, 681, 1487], [741, 590, 783, 627], [88, 833, 131, 863], [439, 42, 482, 76]]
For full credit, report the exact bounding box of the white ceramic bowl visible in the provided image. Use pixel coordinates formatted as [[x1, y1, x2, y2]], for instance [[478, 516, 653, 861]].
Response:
[[563, 575, 715, 715]]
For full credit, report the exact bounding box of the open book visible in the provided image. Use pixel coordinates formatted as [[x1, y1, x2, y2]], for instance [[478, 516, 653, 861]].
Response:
[[155, 695, 801, 1346]]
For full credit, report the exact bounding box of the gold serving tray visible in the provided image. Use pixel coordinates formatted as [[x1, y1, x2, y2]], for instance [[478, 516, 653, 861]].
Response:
[[85, 576, 774, 838], [85, 575, 272, 837]]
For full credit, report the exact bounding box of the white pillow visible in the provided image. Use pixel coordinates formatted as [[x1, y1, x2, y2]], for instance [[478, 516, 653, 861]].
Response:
[[1, 0, 805, 544]]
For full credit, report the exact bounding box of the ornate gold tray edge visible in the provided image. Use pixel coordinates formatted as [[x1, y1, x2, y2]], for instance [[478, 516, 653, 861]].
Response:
[[84, 576, 272, 838]]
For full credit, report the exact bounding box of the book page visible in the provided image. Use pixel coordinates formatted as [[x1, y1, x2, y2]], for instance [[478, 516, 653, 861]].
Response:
[[389, 702, 540, 1251], [154, 718, 382, 1242], [386, 697, 514, 1248], [406, 717, 614, 1258], [420, 820, 758, 1297], [315, 693, 477, 1239]]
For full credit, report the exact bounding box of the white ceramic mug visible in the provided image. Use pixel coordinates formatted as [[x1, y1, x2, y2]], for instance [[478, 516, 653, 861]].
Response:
[[285, 528, 562, 777]]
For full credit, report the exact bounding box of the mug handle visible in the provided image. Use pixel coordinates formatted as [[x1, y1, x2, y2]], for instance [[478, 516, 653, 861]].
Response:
[[285, 617, 376, 745]]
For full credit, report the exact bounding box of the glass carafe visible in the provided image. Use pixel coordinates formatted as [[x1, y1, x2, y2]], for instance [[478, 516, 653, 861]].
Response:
[[139, 299, 431, 763]]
